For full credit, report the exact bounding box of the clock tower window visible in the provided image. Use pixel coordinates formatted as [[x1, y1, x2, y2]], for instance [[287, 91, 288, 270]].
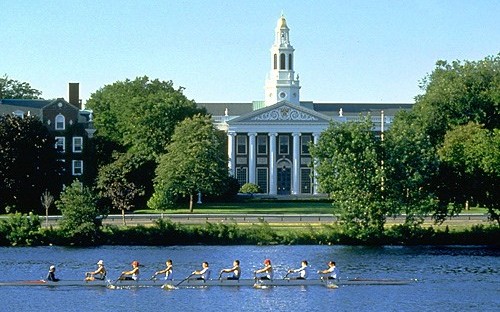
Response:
[[273, 54, 277, 70], [289, 54, 293, 70], [280, 53, 286, 70]]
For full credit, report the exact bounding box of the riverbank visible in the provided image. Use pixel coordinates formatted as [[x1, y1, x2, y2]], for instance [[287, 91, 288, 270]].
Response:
[[1, 215, 498, 247]]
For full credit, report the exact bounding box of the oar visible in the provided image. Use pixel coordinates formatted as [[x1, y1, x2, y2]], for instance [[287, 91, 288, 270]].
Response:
[[107, 274, 123, 289], [162, 273, 193, 290], [320, 275, 338, 289], [283, 271, 292, 279]]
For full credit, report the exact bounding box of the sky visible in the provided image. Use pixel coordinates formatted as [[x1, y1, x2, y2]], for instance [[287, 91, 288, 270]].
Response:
[[1, 0, 499, 107]]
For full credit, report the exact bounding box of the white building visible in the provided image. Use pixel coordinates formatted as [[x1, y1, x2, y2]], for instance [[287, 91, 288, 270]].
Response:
[[198, 15, 413, 196]]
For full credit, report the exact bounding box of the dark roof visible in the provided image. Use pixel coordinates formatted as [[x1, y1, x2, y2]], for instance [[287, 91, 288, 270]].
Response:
[[0, 99, 54, 109], [197, 102, 254, 116], [199, 101, 413, 117]]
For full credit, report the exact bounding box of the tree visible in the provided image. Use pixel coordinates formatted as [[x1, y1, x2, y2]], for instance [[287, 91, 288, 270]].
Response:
[[56, 180, 102, 245], [438, 123, 500, 224], [0, 74, 42, 99], [87, 76, 205, 208], [86, 76, 205, 159], [310, 117, 387, 239], [0, 115, 62, 213], [40, 190, 54, 227], [384, 111, 441, 226], [149, 114, 228, 212], [412, 54, 499, 146], [402, 54, 500, 221], [96, 159, 144, 225]]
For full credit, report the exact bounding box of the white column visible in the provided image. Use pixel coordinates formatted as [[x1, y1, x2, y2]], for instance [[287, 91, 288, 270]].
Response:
[[312, 132, 320, 195], [228, 132, 236, 176], [292, 132, 300, 195], [269, 133, 277, 195], [248, 132, 257, 184]]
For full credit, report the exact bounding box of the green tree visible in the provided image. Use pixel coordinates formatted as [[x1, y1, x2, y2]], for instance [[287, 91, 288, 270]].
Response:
[[438, 123, 500, 224], [0, 115, 62, 213], [87, 76, 205, 208], [413, 54, 499, 146], [0, 74, 42, 99], [149, 114, 228, 212], [384, 111, 441, 226], [401, 54, 500, 221], [86, 76, 205, 159], [310, 117, 387, 239], [56, 180, 102, 245]]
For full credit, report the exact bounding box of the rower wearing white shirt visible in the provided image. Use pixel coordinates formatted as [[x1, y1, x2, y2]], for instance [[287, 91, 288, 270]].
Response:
[[254, 259, 273, 280], [154, 259, 173, 280], [318, 261, 339, 279], [288, 260, 309, 279], [192, 262, 211, 281]]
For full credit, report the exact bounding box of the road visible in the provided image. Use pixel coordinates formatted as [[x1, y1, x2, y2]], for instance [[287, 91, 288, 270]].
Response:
[[28, 213, 491, 227]]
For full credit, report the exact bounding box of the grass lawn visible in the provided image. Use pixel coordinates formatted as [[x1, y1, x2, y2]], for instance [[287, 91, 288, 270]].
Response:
[[134, 201, 488, 215]]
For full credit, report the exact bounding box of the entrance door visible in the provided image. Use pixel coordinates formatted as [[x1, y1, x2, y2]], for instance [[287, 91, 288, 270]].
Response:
[[277, 165, 291, 195]]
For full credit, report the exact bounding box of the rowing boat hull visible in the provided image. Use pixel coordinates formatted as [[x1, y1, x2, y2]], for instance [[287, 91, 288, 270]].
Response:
[[0, 278, 416, 287]]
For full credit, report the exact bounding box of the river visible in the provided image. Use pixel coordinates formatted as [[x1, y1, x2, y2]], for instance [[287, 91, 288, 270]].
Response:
[[1, 245, 498, 311]]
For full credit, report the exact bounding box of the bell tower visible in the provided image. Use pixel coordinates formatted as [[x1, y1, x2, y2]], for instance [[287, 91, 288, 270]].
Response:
[[264, 14, 301, 106]]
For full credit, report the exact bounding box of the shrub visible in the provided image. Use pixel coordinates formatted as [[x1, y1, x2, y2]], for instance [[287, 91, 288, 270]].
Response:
[[239, 183, 261, 195]]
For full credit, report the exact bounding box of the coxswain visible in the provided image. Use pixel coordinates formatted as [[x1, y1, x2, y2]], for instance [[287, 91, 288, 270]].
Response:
[[287, 260, 309, 279], [85, 260, 106, 281], [46, 265, 59, 282], [121, 261, 140, 280], [192, 262, 211, 281], [220, 260, 241, 280], [154, 259, 173, 280], [254, 259, 273, 280], [318, 261, 339, 279]]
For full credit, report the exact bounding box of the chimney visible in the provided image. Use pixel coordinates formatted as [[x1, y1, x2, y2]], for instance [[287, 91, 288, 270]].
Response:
[[69, 83, 81, 109]]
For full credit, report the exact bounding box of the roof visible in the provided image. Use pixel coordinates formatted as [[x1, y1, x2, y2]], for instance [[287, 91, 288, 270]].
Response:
[[197, 102, 254, 116], [0, 99, 54, 109], [312, 102, 413, 117]]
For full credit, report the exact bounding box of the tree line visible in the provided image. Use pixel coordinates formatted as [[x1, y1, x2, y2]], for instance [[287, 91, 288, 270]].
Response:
[[1, 54, 499, 242]]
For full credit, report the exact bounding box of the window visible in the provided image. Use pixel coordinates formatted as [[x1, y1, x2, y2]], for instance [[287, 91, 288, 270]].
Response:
[[73, 137, 83, 153], [236, 135, 247, 155], [55, 137, 65, 153], [273, 54, 277, 69], [289, 54, 293, 70], [72, 160, 83, 176], [301, 135, 312, 155], [279, 135, 289, 155], [257, 168, 268, 193], [236, 167, 247, 189], [280, 53, 286, 70], [301, 168, 312, 194], [257, 135, 267, 155], [55, 114, 65, 130]]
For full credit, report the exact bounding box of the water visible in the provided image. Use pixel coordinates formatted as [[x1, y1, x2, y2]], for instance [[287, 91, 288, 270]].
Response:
[[1, 245, 498, 312]]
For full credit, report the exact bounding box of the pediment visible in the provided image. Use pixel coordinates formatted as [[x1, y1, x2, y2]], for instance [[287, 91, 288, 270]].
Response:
[[228, 101, 331, 125]]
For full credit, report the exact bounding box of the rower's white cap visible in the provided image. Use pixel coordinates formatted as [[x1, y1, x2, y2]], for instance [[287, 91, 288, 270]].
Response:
[[49, 265, 55, 270], [97, 260, 104, 265]]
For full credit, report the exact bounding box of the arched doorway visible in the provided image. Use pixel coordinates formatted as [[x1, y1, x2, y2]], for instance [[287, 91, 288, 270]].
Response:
[[277, 159, 291, 195]]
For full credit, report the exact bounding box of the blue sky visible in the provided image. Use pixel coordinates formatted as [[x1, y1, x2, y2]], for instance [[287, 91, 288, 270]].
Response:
[[1, 0, 498, 106]]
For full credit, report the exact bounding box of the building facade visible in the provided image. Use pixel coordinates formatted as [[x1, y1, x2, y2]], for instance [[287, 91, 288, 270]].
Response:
[[199, 15, 413, 196], [0, 83, 94, 185]]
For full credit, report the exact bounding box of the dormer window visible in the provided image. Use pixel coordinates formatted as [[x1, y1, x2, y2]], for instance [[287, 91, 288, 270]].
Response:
[[55, 114, 65, 130]]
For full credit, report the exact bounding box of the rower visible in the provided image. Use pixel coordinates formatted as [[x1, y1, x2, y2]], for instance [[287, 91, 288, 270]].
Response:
[[318, 261, 339, 279], [192, 262, 211, 281], [287, 260, 309, 279], [220, 260, 241, 280], [254, 259, 273, 280], [85, 260, 106, 281], [121, 261, 140, 280], [154, 259, 173, 280], [46, 265, 59, 282]]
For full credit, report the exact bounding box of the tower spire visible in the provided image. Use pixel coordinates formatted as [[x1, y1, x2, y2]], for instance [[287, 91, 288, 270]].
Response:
[[264, 14, 300, 106]]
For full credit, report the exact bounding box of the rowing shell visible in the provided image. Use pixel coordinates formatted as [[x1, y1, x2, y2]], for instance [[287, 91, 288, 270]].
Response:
[[0, 278, 416, 288]]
